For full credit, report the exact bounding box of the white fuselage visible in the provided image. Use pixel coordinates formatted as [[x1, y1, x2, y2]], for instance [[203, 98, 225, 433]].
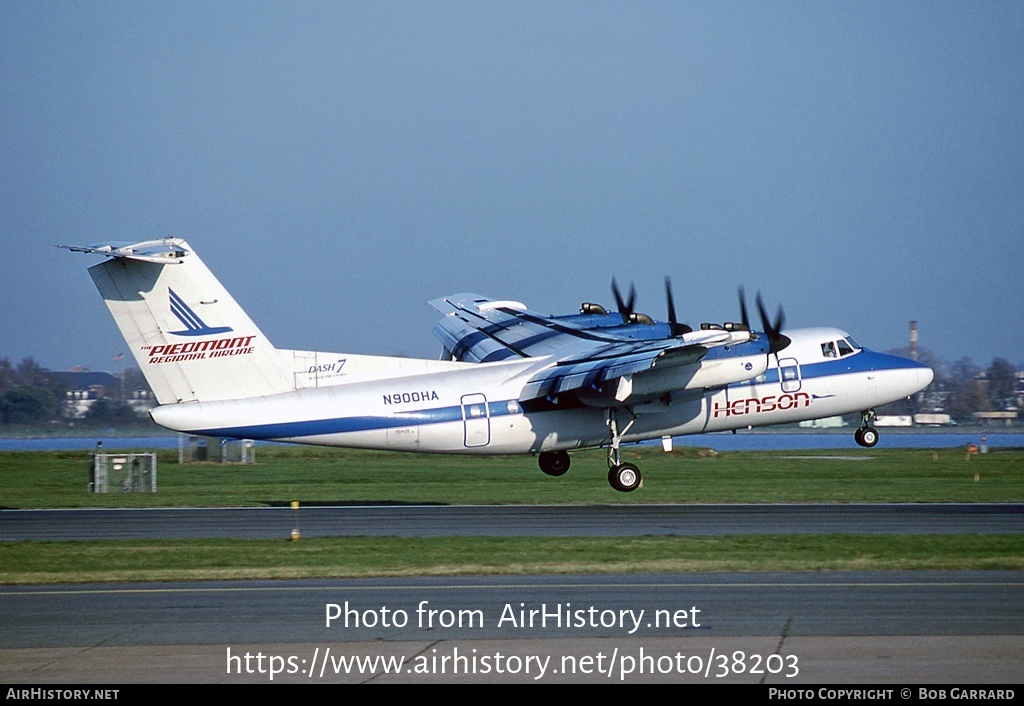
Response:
[[150, 327, 933, 454]]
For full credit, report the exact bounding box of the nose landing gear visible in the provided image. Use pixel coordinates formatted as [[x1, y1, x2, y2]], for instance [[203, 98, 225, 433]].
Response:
[[855, 410, 879, 448]]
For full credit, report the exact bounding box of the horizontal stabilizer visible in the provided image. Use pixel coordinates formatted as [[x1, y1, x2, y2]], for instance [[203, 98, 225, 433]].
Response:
[[59, 238, 192, 264]]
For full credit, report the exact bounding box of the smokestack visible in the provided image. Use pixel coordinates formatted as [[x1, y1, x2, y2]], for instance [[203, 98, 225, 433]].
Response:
[[910, 321, 918, 361]]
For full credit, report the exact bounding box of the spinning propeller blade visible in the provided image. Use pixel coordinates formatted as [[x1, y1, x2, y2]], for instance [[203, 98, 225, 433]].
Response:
[[664, 277, 692, 336], [738, 287, 791, 354], [611, 278, 637, 324]]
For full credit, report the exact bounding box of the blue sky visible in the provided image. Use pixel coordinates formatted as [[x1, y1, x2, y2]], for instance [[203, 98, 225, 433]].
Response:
[[3, 2, 1022, 372]]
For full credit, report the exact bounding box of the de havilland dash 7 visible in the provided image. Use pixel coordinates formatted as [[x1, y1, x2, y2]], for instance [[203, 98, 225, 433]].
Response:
[[63, 238, 933, 491]]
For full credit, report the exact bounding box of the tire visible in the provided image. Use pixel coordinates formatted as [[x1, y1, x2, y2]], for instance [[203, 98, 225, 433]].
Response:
[[539, 451, 570, 476], [608, 463, 641, 492], [855, 427, 879, 448], [860, 427, 879, 447]]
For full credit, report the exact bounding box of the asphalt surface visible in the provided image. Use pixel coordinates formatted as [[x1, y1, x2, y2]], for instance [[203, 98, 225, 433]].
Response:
[[3, 504, 1021, 684], [2, 503, 1022, 540], [2, 572, 1022, 683]]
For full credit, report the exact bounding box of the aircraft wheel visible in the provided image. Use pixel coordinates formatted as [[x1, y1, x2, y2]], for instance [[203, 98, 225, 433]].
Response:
[[608, 463, 641, 492], [855, 427, 879, 448], [538, 451, 571, 477]]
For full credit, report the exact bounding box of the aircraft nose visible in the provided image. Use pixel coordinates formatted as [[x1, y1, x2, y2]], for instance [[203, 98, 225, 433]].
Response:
[[917, 363, 934, 391]]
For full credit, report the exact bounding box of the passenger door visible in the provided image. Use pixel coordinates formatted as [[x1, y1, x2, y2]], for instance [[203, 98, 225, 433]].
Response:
[[460, 393, 491, 448]]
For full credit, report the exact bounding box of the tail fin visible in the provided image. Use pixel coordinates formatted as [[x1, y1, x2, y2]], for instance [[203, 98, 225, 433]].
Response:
[[63, 238, 294, 404]]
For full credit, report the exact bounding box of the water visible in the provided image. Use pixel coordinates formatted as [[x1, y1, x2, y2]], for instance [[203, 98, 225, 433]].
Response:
[[673, 431, 1024, 452], [0, 436, 183, 452], [1, 432, 1021, 452]]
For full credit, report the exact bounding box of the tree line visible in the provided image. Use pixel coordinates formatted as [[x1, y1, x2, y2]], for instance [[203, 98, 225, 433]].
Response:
[[861, 348, 1019, 421], [937, 356, 1019, 420], [0, 357, 147, 427]]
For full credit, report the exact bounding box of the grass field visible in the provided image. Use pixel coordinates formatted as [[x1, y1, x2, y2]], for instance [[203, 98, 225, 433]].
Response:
[[1, 445, 1021, 583], [3, 444, 1022, 507]]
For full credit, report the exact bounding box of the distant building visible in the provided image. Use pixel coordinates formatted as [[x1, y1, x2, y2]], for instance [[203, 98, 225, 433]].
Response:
[[48, 370, 154, 419], [798, 416, 846, 428], [974, 411, 1018, 427]]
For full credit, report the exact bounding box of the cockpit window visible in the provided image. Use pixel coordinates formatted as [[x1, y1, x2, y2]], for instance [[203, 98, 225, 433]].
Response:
[[823, 338, 859, 358], [845, 337, 861, 351]]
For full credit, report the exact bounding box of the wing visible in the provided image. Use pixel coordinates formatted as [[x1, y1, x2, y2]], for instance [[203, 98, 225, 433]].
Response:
[[517, 337, 711, 402], [430, 294, 749, 403], [430, 293, 624, 363]]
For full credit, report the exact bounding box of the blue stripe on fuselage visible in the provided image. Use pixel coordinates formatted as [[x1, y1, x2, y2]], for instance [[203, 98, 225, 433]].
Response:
[[194, 349, 924, 440], [194, 401, 515, 441], [741, 349, 927, 386]]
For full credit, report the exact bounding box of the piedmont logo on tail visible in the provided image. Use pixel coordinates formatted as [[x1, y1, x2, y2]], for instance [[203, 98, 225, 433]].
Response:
[[63, 238, 933, 492], [168, 288, 233, 336]]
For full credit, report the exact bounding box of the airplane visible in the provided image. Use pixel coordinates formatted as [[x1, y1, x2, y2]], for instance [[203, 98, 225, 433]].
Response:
[[63, 237, 934, 492]]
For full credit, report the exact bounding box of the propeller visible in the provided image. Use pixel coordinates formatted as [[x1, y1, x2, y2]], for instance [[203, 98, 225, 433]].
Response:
[[611, 278, 637, 324], [664, 277, 692, 336], [738, 285, 751, 331], [738, 286, 790, 354]]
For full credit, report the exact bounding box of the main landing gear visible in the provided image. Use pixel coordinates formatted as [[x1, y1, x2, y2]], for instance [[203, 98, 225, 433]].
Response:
[[854, 409, 879, 448], [535, 409, 643, 492], [608, 462, 641, 492], [606, 409, 641, 492], [538, 450, 571, 476]]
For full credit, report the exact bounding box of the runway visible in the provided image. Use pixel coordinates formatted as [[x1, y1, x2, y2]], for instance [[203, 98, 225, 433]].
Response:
[[2, 572, 1022, 683], [3, 503, 1022, 540], [3, 505, 1021, 683]]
